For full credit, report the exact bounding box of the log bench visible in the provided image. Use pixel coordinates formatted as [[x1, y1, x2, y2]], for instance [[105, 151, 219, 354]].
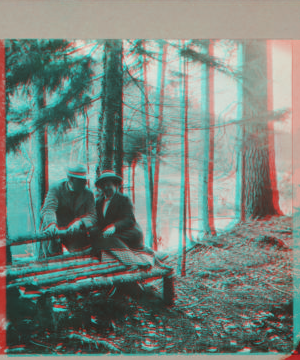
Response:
[[6, 230, 175, 319], [6, 231, 174, 337], [4, 230, 174, 342], [6, 250, 175, 305], [6, 247, 175, 335]]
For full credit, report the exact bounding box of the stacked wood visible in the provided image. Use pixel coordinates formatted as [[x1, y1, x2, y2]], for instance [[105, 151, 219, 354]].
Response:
[[6, 247, 174, 298], [8, 259, 173, 293], [6, 231, 175, 305], [45, 264, 173, 295], [7, 254, 100, 279], [7, 260, 124, 289]]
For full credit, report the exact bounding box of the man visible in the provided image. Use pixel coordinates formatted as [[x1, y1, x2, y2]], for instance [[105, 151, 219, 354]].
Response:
[[39, 164, 97, 258]]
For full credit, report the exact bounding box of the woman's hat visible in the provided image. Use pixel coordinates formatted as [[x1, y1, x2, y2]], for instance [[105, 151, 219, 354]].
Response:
[[95, 170, 122, 188], [67, 164, 88, 179]]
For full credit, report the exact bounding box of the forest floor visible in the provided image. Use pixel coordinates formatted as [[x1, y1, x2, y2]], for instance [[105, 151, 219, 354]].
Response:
[[6, 215, 294, 355]]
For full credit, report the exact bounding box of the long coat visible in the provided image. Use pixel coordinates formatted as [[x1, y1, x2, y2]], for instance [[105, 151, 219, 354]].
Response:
[[39, 180, 97, 256], [95, 192, 144, 250]]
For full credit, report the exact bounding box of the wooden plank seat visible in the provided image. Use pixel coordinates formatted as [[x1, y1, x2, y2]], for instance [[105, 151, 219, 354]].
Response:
[[6, 248, 175, 306]]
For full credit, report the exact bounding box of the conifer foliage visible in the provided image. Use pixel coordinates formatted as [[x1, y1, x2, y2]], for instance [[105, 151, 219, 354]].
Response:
[[6, 39, 94, 153], [6, 40, 95, 237]]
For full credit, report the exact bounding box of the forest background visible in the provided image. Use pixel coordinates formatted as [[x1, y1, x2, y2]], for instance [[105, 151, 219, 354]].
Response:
[[3, 38, 296, 355], [6, 39, 292, 258]]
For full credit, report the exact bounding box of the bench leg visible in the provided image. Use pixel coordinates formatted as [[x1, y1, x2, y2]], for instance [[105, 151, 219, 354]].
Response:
[[36, 293, 55, 332], [163, 275, 175, 306]]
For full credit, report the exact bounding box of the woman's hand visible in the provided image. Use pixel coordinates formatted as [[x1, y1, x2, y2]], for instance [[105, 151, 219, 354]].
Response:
[[103, 224, 116, 238]]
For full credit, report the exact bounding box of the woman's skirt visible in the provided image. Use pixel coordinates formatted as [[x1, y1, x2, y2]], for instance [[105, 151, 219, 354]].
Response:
[[91, 226, 156, 268]]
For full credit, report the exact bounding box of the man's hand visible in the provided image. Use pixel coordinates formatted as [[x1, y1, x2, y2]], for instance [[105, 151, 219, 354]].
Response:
[[68, 220, 83, 235], [103, 225, 116, 238], [45, 224, 58, 238]]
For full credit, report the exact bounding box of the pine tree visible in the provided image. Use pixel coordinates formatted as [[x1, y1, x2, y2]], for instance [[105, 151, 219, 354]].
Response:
[[177, 40, 188, 276], [6, 39, 94, 235], [6, 40, 94, 152], [241, 40, 280, 219]]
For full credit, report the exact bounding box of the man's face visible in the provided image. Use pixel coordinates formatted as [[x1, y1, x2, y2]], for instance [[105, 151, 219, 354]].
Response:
[[69, 177, 87, 193], [101, 180, 117, 198]]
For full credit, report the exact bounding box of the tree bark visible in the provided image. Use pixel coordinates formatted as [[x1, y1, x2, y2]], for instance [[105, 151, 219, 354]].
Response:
[[34, 86, 48, 218], [131, 158, 137, 206], [113, 41, 124, 178], [98, 40, 123, 175], [242, 40, 279, 219], [36, 127, 47, 211], [235, 42, 246, 223], [84, 106, 90, 187], [152, 42, 168, 251], [140, 43, 153, 248], [177, 41, 188, 276], [35, 87, 48, 257], [198, 40, 216, 238], [97, 43, 107, 177], [207, 42, 216, 235], [266, 41, 282, 215], [127, 164, 131, 199]]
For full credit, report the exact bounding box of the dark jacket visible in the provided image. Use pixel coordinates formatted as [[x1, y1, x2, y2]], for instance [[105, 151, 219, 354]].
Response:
[[95, 192, 144, 249], [41, 180, 97, 230], [39, 180, 97, 256]]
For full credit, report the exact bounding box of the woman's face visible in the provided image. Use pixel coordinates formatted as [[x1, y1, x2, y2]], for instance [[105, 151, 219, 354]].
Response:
[[101, 180, 117, 198]]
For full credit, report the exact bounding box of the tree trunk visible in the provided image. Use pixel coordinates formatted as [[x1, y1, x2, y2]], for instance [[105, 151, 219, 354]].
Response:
[[131, 158, 137, 206], [113, 41, 124, 179], [142, 154, 153, 247], [38, 134, 47, 207], [207, 42, 216, 235], [198, 40, 216, 238], [235, 42, 246, 223], [242, 40, 279, 219], [35, 87, 48, 257], [152, 42, 168, 252], [186, 154, 193, 243], [127, 164, 131, 199], [35, 128, 47, 213], [84, 106, 90, 187], [140, 44, 153, 248], [97, 40, 123, 175], [35, 88, 48, 215], [266, 41, 282, 215], [177, 41, 188, 276], [97, 44, 107, 177]]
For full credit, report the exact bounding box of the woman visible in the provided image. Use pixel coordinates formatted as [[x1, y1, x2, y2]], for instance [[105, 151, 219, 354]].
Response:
[[92, 170, 154, 269]]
